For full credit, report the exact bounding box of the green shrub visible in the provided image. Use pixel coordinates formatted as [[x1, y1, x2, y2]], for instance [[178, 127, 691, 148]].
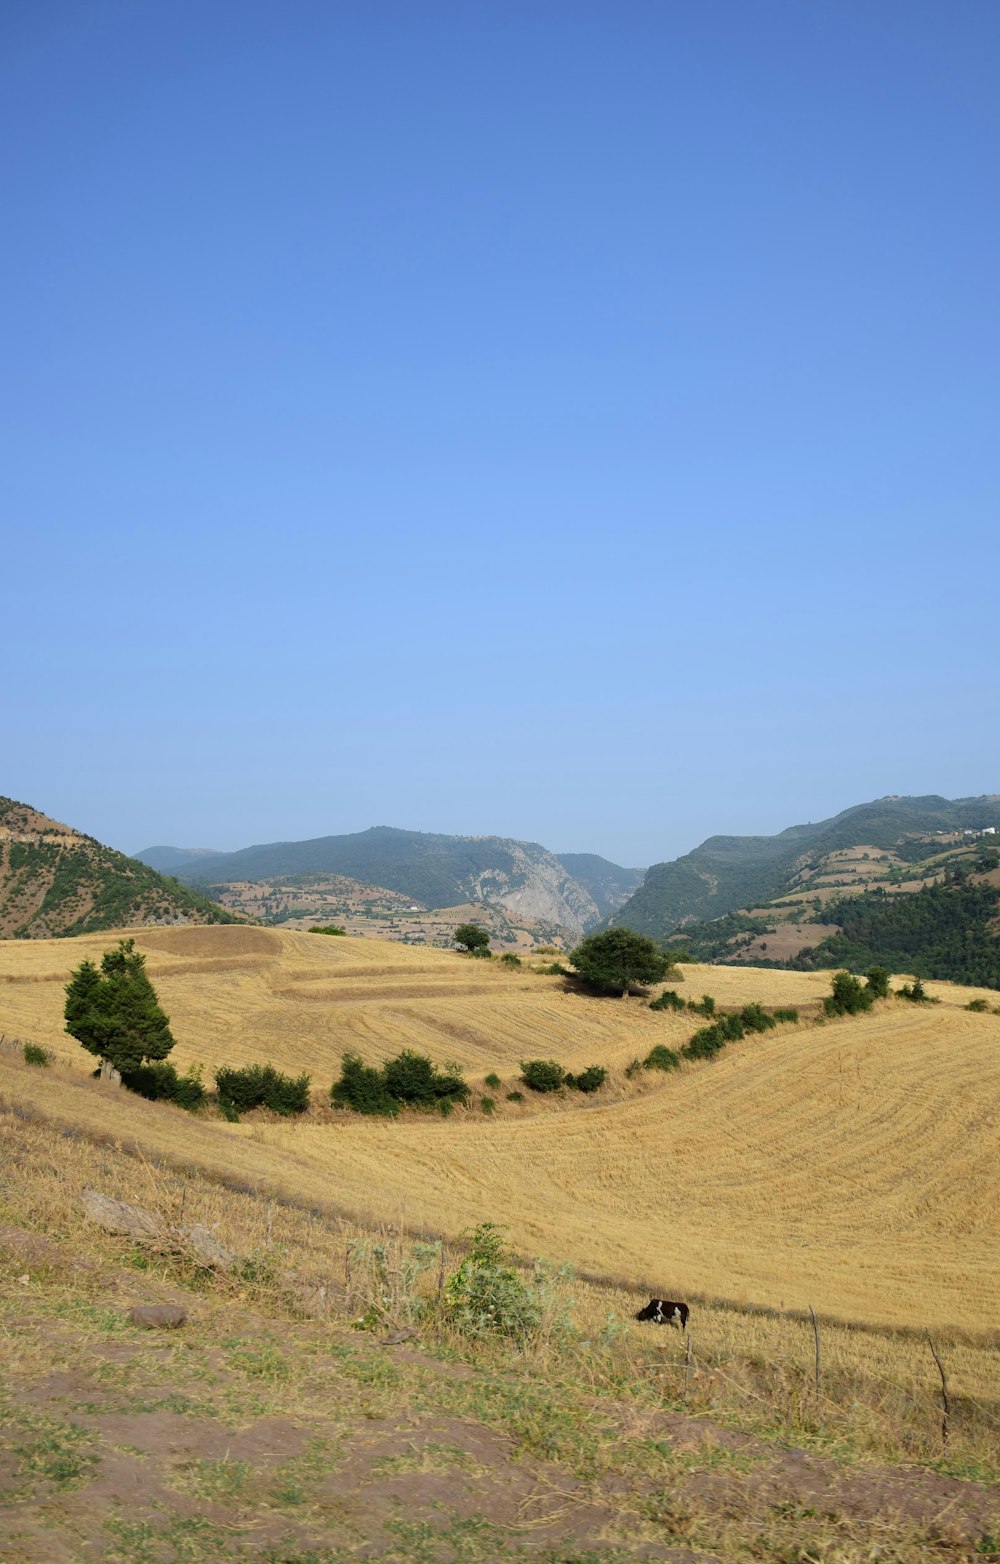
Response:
[[717, 1013, 747, 1041], [382, 1049, 470, 1108], [122, 1060, 208, 1109], [520, 1058, 566, 1093], [687, 994, 716, 1016], [480, 1096, 496, 1114], [682, 1024, 729, 1061], [738, 1002, 776, 1033], [215, 1063, 310, 1116], [965, 997, 990, 1013], [649, 989, 685, 1012], [897, 977, 936, 1004], [823, 971, 874, 1017], [484, 1072, 502, 1089], [500, 953, 522, 968], [22, 1043, 51, 1068], [506, 1090, 524, 1103], [543, 962, 567, 975], [565, 1065, 606, 1093], [331, 1053, 399, 1117], [772, 1007, 800, 1023], [308, 924, 346, 936], [219, 1097, 241, 1122], [865, 966, 891, 999], [444, 1223, 541, 1342], [643, 1044, 681, 1072]]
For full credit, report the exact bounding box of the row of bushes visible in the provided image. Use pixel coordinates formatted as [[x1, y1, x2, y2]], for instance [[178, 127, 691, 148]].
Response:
[[117, 1059, 311, 1117], [642, 1001, 801, 1073], [332, 1049, 471, 1118], [518, 1058, 607, 1093]]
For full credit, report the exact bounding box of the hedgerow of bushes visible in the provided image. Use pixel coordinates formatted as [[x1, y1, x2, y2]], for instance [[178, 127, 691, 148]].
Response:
[[215, 1063, 311, 1116], [332, 1049, 470, 1117]]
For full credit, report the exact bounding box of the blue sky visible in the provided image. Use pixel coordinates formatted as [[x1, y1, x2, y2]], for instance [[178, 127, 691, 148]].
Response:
[[3, 0, 998, 867]]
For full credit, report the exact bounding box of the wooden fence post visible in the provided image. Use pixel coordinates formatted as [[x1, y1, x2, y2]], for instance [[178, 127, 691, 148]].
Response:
[[808, 1305, 821, 1399], [925, 1331, 950, 1451]]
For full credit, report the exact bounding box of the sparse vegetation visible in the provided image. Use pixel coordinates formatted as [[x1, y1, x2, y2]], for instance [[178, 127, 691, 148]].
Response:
[[22, 1042, 52, 1067], [484, 1072, 502, 1089], [499, 951, 521, 967]]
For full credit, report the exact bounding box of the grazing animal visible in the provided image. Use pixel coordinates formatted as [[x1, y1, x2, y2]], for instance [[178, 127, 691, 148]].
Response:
[[635, 1298, 689, 1330]]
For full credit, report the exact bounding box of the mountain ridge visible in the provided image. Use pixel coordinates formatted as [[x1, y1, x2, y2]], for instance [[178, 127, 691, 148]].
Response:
[[142, 827, 640, 935], [610, 793, 1000, 940], [0, 797, 243, 938]]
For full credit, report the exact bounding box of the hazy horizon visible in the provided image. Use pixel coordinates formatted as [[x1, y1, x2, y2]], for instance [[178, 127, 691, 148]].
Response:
[[5, 3, 998, 866]]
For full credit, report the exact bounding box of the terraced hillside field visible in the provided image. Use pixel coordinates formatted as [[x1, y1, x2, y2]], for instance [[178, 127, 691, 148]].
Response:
[[2, 926, 998, 1333]]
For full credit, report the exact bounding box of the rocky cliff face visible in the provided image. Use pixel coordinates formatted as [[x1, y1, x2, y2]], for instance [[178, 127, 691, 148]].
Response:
[[466, 842, 600, 933]]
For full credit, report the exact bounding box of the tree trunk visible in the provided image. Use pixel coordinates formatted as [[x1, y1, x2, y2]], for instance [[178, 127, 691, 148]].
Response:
[[99, 1058, 122, 1086]]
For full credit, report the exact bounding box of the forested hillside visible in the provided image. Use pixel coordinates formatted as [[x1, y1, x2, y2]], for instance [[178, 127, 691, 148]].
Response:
[[167, 825, 605, 931], [612, 794, 1000, 938], [791, 875, 1000, 988], [0, 797, 242, 938]]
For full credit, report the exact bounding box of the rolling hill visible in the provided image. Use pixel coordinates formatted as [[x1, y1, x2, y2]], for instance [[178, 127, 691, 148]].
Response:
[[147, 826, 639, 934], [3, 923, 998, 1332], [612, 793, 1000, 939], [0, 797, 242, 938]]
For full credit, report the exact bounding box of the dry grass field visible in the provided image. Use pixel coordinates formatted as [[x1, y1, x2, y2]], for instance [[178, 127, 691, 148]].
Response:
[[2, 926, 999, 1342]]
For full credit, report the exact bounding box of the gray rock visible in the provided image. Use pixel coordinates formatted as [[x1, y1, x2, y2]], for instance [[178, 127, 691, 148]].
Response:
[[129, 1303, 187, 1329], [180, 1223, 234, 1270], [81, 1189, 162, 1238]]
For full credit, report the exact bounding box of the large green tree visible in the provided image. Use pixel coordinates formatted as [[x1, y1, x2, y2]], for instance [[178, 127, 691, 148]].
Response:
[[569, 928, 671, 997], [64, 938, 175, 1080], [453, 922, 490, 956]]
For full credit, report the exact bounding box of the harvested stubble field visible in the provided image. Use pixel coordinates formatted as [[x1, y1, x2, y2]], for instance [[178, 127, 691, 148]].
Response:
[[3, 1104, 999, 1563], [1, 925, 999, 1338]]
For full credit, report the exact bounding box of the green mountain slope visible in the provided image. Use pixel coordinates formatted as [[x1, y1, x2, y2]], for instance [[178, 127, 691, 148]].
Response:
[[134, 846, 222, 873], [553, 854, 644, 920], [612, 795, 1000, 938], [791, 873, 1000, 988], [170, 825, 603, 931], [0, 797, 243, 938]]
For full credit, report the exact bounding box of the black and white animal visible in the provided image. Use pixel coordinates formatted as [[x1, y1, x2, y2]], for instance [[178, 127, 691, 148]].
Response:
[[635, 1298, 689, 1330]]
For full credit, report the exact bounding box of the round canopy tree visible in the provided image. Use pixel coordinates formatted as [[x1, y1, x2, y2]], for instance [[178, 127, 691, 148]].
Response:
[[570, 928, 671, 997], [453, 922, 490, 956], [65, 938, 175, 1081]]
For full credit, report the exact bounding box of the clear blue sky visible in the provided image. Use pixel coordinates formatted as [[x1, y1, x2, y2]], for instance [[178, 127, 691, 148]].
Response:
[[3, 1, 998, 867]]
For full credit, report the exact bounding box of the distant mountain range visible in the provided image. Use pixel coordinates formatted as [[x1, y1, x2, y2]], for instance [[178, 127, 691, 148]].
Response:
[[136, 828, 644, 935], [609, 795, 1000, 939], [133, 846, 222, 874], [0, 797, 241, 938]]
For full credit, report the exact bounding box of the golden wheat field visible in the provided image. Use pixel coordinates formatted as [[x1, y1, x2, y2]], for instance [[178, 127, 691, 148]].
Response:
[[1, 925, 999, 1333]]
